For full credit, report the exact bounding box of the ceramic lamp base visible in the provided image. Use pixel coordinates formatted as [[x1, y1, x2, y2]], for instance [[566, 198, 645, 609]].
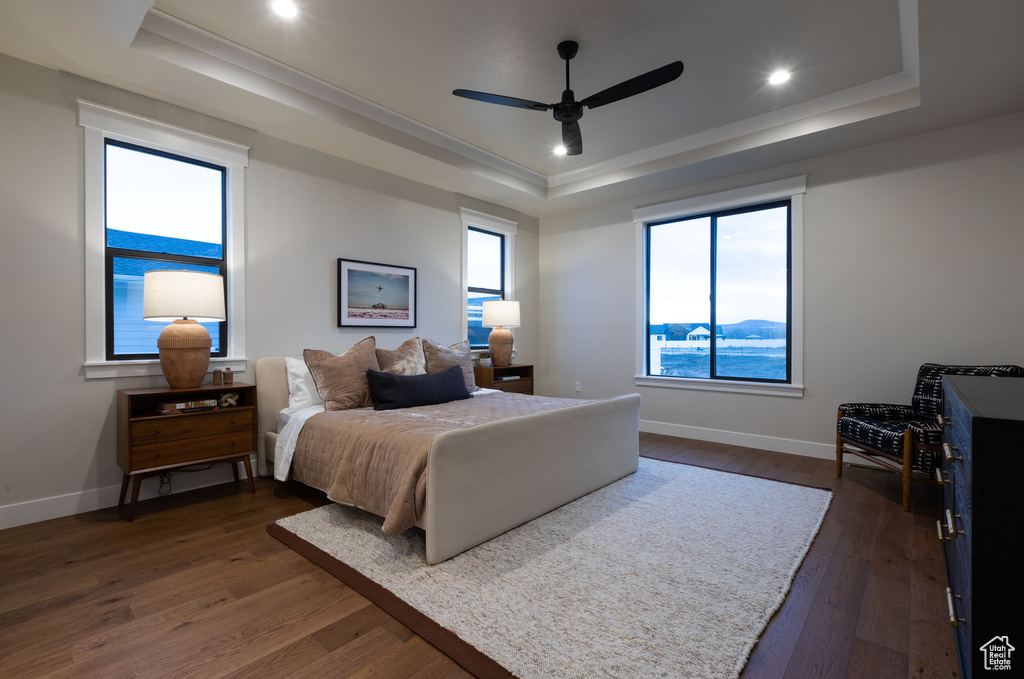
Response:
[[487, 326, 514, 367], [157, 319, 212, 389]]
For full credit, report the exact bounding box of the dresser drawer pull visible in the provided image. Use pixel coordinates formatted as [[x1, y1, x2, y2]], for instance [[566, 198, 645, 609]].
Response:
[[943, 443, 962, 462], [945, 509, 964, 538], [936, 519, 948, 542], [937, 414, 950, 427], [946, 588, 965, 627], [935, 469, 948, 485]]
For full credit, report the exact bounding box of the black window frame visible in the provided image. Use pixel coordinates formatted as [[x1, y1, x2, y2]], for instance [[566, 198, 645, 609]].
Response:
[[103, 139, 228, 361], [645, 198, 792, 384], [467, 226, 506, 349]]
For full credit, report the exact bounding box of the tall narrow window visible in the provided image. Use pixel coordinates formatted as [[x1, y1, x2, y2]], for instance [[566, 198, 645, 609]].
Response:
[[467, 227, 505, 348], [80, 100, 249, 379], [105, 141, 226, 359]]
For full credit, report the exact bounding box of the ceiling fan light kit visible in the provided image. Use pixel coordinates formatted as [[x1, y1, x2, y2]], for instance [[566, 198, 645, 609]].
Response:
[[453, 41, 683, 156]]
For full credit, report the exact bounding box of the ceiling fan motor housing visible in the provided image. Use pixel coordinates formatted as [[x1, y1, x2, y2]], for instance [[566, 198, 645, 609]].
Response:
[[554, 93, 583, 123]]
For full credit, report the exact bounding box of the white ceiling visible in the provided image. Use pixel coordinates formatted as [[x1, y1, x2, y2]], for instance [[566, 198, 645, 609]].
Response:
[[1, 0, 1022, 216]]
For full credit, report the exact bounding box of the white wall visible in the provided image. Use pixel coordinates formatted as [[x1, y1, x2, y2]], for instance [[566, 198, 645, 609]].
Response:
[[2, 46, 1021, 528], [539, 112, 1024, 458], [0, 54, 539, 527]]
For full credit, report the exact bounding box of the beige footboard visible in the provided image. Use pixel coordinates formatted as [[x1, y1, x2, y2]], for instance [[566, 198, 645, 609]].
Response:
[[421, 392, 641, 564], [255, 356, 641, 565]]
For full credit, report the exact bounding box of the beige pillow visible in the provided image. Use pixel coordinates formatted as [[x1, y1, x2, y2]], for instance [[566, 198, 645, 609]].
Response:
[[303, 337, 380, 410], [422, 338, 478, 392], [375, 337, 427, 376]]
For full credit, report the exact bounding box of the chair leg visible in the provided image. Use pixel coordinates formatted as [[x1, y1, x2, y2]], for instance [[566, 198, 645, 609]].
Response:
[[835, 411, 844, 478], [902, 428, 913, 512]]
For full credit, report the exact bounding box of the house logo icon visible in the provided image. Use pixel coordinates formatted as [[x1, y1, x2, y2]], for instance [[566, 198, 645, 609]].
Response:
[[980, 636, 1015, 671]]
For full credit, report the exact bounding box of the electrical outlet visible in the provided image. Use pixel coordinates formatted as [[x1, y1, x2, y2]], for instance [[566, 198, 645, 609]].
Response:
[[574, 381, 581, 392]]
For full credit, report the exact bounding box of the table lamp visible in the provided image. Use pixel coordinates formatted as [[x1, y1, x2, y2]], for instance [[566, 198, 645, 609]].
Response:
[[143, 270, 226, 389], [482, 300, 520, 368]]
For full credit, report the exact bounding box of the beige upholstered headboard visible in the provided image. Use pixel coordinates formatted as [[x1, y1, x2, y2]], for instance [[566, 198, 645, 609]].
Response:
[[253, 356, 297, 476]]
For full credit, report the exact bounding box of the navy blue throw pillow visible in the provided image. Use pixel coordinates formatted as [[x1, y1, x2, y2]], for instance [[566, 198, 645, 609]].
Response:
[[366, 365, 471, 410]]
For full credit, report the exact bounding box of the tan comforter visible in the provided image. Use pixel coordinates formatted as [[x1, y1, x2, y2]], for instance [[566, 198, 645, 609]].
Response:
[[290, 391, 587, 534]]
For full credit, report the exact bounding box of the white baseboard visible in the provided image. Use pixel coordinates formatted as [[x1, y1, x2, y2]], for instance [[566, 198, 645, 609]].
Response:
[[0, 456, 256, 531], [640, 419, 835, 460]]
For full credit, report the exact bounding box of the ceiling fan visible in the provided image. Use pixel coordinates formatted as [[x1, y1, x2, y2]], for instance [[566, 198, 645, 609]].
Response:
[[453, 41, 683, 156]]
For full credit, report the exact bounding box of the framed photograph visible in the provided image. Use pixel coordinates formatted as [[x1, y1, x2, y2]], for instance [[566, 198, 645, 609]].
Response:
[[337, 258, 417, 328]]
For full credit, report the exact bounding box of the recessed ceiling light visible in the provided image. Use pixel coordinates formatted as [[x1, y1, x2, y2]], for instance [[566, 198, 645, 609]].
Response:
[[271, 0, 300, 18], [554, 145, 568, 156], [768, 70, 791, 85]]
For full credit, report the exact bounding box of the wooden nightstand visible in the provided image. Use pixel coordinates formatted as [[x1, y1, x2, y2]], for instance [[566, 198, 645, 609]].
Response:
[[116, 382, 258, 521], [474, 364, 534, 394]]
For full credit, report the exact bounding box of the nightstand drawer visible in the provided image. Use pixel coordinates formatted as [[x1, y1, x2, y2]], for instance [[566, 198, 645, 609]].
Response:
[[131, 409, 254, 445], [498, 378, 534, 394], [131, 431, 254, 469]]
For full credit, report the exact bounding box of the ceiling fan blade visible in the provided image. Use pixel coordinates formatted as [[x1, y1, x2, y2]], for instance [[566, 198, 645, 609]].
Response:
[[580, 61, 684, 109], [452, 89, 551, 111], [562, 121, 582, 156]]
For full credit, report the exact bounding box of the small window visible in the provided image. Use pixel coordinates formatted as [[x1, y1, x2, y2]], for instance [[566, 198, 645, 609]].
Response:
[[467, 227, 505, 348], [105, 141, 227, 360], [460, 208, 517, 351]]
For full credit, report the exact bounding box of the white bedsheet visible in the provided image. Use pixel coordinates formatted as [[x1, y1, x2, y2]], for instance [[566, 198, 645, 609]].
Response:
[[274, 404, 325, 481], [273, 387, 503, 482]]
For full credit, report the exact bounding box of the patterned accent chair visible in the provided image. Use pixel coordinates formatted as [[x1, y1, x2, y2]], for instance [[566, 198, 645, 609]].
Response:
[[836, 363, 1024, 511]]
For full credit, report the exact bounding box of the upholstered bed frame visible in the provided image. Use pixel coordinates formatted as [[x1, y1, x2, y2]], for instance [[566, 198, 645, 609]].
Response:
[[255, 356, 642, 563]]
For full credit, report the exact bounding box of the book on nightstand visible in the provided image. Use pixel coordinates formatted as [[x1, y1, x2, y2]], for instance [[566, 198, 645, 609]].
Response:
[[156, 398, 219, 415]]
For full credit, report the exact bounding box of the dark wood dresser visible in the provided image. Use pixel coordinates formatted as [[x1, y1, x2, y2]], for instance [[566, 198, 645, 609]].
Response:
[[939, 375, 1024, 678]]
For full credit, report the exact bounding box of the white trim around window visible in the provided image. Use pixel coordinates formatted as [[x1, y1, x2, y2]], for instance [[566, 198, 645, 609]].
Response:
[[78, 100, 250, 379], [460, 208, 517, 351], [633, 176, 806, 397]]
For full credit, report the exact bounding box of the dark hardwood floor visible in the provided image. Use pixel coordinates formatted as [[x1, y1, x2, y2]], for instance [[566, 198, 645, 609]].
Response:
[[0, 433, 959, 678]]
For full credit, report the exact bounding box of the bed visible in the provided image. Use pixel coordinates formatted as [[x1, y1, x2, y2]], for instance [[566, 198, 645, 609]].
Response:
[[255, 350, 641, 564]]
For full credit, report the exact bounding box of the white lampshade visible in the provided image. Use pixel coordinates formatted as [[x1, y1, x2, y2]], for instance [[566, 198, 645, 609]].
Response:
[[143, 270, 226, 322], [482, 300, 520, 328]]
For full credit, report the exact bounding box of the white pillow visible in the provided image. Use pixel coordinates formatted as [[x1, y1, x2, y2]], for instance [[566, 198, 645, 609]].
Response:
[[285, 356, 324, 409]]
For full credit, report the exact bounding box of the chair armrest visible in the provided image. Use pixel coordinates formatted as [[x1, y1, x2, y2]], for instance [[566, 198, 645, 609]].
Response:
[[838, 403, 916, 420]]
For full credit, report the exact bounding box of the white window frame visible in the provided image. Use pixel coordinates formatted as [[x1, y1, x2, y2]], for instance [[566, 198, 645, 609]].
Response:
[[78, 100, 249, 379], [634, 176, 806, 397], [460, 208, 517, 353]]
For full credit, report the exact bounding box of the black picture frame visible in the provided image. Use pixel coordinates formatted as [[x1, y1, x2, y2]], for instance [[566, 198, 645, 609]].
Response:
[[337, 258, 417, 328]]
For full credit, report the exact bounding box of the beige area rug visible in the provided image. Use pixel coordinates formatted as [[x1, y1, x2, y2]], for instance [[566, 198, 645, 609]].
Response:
[[270, 458, 832, 679]]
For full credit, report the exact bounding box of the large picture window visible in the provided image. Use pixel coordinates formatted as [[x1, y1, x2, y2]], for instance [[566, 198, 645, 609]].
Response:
[[635, 177, 805, 396], [647, 201, 790, 382]]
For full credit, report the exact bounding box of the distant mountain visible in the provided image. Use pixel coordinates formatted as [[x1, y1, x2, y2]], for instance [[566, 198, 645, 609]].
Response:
[[652, 319, 786, 340], [719, 319, 786, 340]]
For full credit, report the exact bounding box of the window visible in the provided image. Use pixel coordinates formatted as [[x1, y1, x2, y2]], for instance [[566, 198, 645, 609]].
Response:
[[79, 101, 249, 378], [105, 141, 226, 359], [460, 208, 517, 349], [635, 177, 805, 396]]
